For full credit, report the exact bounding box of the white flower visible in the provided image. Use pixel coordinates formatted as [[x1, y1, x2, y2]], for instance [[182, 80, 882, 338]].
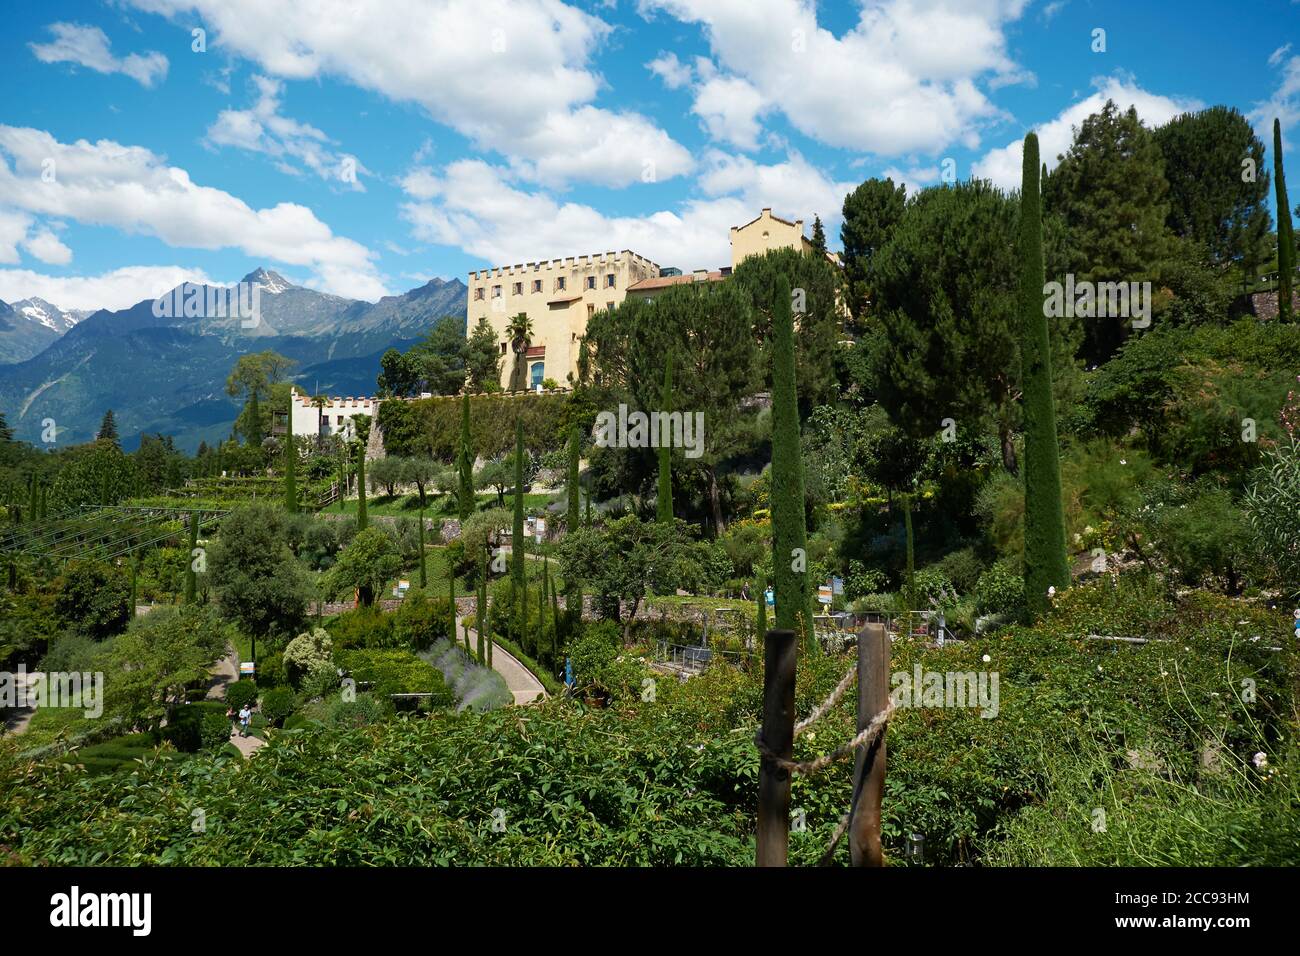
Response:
[[1119, 459, 1127, 465], [1047, 586, 1056, 598], [1253, 752, 1268, 769], [982, 654, 991, 663]]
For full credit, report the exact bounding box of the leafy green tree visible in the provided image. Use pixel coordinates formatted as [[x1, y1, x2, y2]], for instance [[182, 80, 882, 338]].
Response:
[[1019, 133, 1070, 617], [184, 510, 198, 604], [402, 457, 439, 508], [409, 315, 470, 395], [105, 607, 227, 732], [48, 440, 136, 511], [1043, 101, 1172, 362], [1275, 118, 1294, 323], [417, 509, 428, 588], [377, 348, 421, 397], [283, 626, 334, 685], [55, 559, 130, 640], [467, 316, 502, 392], [769, 274, 814, 652], [733, 245, 842, 415], [327, 527, 402, 606], [584, 280, 758, 532], [840, 177, 907, 321], [208, 504, 311, 640], [556, 515, 698, 640], [96, 409, 119, 446], [869, 180, 1076, 473], [226, 351, 295, 445], [1153, 106, 1271, 273]]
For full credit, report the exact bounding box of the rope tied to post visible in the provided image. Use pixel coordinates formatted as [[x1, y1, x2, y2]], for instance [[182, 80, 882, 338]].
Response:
[[755, 699, 894, 776]]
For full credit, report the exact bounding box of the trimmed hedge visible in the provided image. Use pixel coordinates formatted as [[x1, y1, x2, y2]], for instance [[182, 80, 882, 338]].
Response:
[[336, 648, 454, 706]]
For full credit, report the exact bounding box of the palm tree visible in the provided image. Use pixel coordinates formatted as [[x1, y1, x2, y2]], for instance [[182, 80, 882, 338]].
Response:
[[311, 394, 329, 448], [506, 313, 533, 392]]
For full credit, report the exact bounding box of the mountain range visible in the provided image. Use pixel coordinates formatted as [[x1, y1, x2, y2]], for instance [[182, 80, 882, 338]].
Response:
[[0, 269, 466, 452]]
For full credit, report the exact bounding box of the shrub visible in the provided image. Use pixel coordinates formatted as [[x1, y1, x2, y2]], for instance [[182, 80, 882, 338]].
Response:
[[392, 589, 452, 651], [260, 687, 296, 727], [255, 651, 288, 689], [844, 560, 887, 600], [326, 692, 392, 730], [935, 547, 985, 594], [163, 702, 231, 753], [973, 561, 1026, 619], [327, 606, 395, 650], [284, 627, 335, 684], [336, 649, 453, 706], [224, 680, 258, 711]]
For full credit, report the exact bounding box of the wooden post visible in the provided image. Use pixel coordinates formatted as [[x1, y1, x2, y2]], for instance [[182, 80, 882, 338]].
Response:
[[850, 622, 889, 866], [756, 628, 797, 867]]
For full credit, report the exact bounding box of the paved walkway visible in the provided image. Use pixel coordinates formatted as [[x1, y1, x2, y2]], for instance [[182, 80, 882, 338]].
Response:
[[206, 644, 266, 756], [455, 617, 547, 706]]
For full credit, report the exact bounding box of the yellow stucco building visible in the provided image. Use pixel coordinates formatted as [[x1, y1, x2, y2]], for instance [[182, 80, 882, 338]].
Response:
[[467, 209, 837, 391], [468, 251, 660, 390]]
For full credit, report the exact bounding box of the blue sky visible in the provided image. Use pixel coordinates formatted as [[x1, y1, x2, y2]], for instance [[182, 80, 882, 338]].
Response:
[[0, 0, 1296, 312]]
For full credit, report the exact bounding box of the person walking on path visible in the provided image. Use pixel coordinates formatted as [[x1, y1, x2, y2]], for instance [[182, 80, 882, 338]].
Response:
[[238, 704, 252, 738]]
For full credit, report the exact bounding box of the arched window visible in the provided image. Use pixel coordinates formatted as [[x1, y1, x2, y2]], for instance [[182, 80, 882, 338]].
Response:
[[530, 361, 545, 388]]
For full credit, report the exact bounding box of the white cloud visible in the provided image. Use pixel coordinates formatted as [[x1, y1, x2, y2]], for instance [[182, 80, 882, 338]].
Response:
[[23, 227, 73, 266], [971, 75, 1200, 190], [124, 0, 692, 187], [29, 22, 168, 88], [0, 209, 33, 264], [208, 75, 368, 190], [0, 125, 385, 299], [0, 264, 217, 312], [647, 52, 692, 89], [879, 164, 941, 197], [1250, 51, 1300, 137], [640, 0, 1030, 155], [399, 151, 854, 269]]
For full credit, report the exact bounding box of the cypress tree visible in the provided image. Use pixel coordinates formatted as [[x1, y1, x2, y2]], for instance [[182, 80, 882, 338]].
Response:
[[656, 354, 674, 524], [247, 391, 261, 446], [511, 417, 526, 646], [903, 493, 916, 618], [756, 572, 768, 637], [549, 559, 561, 673], [417, 509, 428, 588], [457, 392, 475, 520], [129, 556, 138, 618], [566, 424, 583, 628], [448, 567, 458, 655], [184, 510, 198, 604], [283, 435, 298, 513], [769, 275, 815, 653], [337, 448, 347, 511], [1276, 119, 1295, 323], [356, 446, 368, 530], [478, 547, 488, 660], [1018, 132, 1070, 616]]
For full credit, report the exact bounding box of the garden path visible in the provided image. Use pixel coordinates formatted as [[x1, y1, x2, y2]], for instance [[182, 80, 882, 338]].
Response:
[[455, 617, 547, 706]]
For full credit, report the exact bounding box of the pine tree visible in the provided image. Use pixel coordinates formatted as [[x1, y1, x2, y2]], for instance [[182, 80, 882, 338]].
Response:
[[97, 409, 119, 445], [184, 511, 198, 604], [283, 435, 298, 513], [356, 446, 368, 530], [770, 274, 815, 653], [511, 417, 526, 646], [656, 354, 674, 524], [1275, 119, 1295, 323], [457, 392, 475, 520], [418, 509, 428, 588], [1019, 132, 1071, 617]]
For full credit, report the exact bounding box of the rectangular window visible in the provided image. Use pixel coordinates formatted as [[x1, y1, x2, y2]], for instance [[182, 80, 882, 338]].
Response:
[[512, 282, 522, 295], [605, 273, 616, 288], [500, 342, 508, 354], [587, 303, 594, 319], [492, 284, 502, 298], [532, 279, 542, 293], [473, 287, 484, 301], [554, 276, 566, 291], [585, 275, 596, 290]]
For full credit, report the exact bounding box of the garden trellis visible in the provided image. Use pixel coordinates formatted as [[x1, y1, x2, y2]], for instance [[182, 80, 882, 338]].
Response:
[[0, 505, 228, 562]]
